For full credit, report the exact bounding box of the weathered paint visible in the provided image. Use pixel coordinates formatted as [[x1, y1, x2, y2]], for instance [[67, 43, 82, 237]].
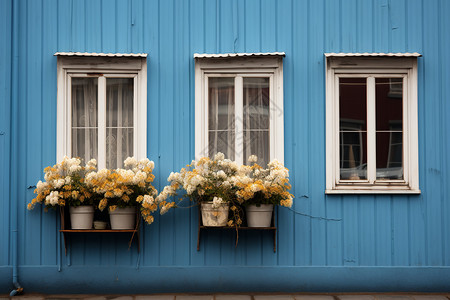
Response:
[[1, 0, 450, 293]]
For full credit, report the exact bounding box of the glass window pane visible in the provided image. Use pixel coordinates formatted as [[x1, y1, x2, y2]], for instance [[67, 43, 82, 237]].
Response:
[[71, 129, 98, 163], [243, 77, 270, 166], [208, 77, 235, 160], [106, 78, 134, 169], [339, 78, 367, 180], [71, 77, 98, 163], [376, 78, 403, 180]]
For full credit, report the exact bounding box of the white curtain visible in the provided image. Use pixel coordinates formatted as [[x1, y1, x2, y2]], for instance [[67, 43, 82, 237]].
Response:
[[208, 77, 235, 160], [71, 77, 98, 163], [106, 78, 134, 169], [243, 77, 270, 166]]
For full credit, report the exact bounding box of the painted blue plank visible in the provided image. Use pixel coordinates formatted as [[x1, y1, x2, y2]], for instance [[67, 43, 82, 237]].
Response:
[[325, 197, 343, 266], [85, 0, 102, 52], [142, 0, 160, 267], [116, 0, 130, 53], [308, 0, 327, 266], [218, 0, 235, 53], [244, 0, 261, 53], [358, 198, 376, 266], [423, 0, 443, 266], [373, 0, 390, 52], [341, 0, 358, 52], [158, 0, 176, 266], [101, 0, 116, 52], [173, 0, 191, 266], [324, 0, 341, 52], [0, 0, 12, 267], [57, 0, 72, 51], [72, 0, 86, 51], [357, 0, 374, 51], [204, 0, 217, 53], [342, 197, 359, 266], [389, 0, 407, 52], [131, 0, 143, 53], [290, 0, 310, 266], [25, 0, 44, 266], [406, 0, 423, 53], [261, 0, 276, 53], [41, 0, 58, 266], [391, 196, 409, 266], [375, 197, 392, 265]]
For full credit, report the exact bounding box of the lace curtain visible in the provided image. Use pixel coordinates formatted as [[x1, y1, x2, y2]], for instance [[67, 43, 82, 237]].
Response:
[[208, 77, 269, 166], [71, 77, 133, 169]]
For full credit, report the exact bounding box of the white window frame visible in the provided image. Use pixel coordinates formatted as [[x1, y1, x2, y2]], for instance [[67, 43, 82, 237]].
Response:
[[325, 55, 420, 194], [194, 54, 284, 165], [56, 54, 147, 169]]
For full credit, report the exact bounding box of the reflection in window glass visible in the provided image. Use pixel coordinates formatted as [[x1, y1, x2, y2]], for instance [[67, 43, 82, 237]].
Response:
[[339, 78, 367, 180], [376, 78, 403, 179], [243, 77, 270, 166]]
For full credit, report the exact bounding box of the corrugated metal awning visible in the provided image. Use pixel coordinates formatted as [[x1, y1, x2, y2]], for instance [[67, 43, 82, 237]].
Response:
[[54, 52, 147, 57], [194, 52, 285, 58], [325, 52, 421, 57]]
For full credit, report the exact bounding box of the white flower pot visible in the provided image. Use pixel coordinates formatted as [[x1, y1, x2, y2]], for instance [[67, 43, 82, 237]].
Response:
[[201, 202, 229, 227], [246, 204, 273, 227], [69, 206, 94, 229], [109, 207, 136, 230]]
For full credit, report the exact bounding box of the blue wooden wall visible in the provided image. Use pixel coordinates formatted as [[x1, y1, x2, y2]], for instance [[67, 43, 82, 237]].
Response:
[[1, 0, 450, 293]]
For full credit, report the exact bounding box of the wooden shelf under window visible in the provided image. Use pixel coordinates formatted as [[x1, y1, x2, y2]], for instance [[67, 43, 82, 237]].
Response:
[[196, 206, 277, 252], [59, 207, 140, 255]]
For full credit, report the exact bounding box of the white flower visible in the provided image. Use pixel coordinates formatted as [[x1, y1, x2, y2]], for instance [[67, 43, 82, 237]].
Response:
[[124, 157, 138, 168], [132, 171, 147, 184], [214, 152, 225, 161], [248, 155, 258, 163], [53, 179, 65, 189], [69, 165, 81, 174], [143, 195, 155, 205], [65, 177, 72, 185], [216, 170, 227, 179], [45, 191, 60, 206], [160, 205, 170, 215], [212, 196, 225, 209]]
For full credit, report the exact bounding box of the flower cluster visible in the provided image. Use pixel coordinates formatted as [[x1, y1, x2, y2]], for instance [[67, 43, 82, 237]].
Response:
[[156, 153, 294, 227], [84, 157, 169, 224], [28, 157, 169, 225], [234, 159, 293, 208], [27, 156, 97, 210]]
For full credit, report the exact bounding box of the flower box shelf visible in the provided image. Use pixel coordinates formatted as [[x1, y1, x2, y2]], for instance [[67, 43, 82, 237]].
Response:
[[59, 207, 141, 255], [196, 206, 277, 252]]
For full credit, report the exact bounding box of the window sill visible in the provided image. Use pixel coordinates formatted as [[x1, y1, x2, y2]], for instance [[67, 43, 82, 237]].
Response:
[[325, 188, 421, 195]]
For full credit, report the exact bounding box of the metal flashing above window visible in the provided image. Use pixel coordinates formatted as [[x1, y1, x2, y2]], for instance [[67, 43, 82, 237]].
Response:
[[54, 52, 147, 58], [194, 52, 286, 59], [324, 52, 422, 57]]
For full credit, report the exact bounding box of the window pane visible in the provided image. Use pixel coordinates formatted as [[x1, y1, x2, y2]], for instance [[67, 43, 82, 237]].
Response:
[[376, 78, 403, 180], [71, 77, 98, 163], [106, 78, 134, 169], [243, 77, 270, 166], [72, 129, 98, 163], [208, 77, 235, 160], [339, 78, 367, 180]]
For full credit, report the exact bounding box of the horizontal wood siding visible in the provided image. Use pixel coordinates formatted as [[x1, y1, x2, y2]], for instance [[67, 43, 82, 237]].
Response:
[[1, 0, 450, 292]]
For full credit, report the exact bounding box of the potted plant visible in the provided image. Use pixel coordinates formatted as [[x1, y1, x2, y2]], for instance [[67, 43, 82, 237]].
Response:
[[84, 157, 161, 229], [235, 155, 294, 227], [156, 153, 243, 227], [28, 156, 98, 229]]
